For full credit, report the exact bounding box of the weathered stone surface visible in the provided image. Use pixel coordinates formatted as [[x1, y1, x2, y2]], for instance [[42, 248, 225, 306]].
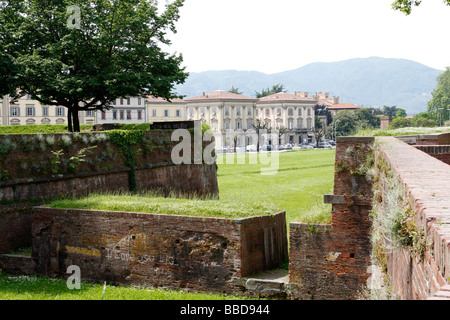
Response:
[[31, 207, 287, 295]]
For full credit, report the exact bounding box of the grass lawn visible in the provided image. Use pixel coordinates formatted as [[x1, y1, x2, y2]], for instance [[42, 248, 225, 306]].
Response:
[[0, 274, 249, 300], [216, 149, 335, 224]]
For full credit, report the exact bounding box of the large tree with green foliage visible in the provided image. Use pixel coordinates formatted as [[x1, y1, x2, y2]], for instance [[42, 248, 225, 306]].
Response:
[[392, 0, 450, 15], [427, 67, 450, 126], [0, 0, 188, 132]]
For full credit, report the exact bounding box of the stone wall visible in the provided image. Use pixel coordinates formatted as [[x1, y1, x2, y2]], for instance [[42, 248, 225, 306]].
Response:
[[373, 137, 450, 300], [289, 137, 375, 300], [31, 207, 287, 295], [0, 126, 219, 256]]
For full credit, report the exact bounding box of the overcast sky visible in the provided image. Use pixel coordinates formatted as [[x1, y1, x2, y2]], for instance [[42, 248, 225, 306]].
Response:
[[162, 0, 450, 74]]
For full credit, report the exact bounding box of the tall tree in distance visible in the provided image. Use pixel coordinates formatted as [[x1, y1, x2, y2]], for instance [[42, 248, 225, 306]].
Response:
[[0, 0, 188, 132], [427, 67, 450, 125]]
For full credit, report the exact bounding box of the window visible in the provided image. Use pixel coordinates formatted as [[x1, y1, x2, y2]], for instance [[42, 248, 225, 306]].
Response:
[[307, 108, 311, 116], [298, 108, 302, 116], [42, 107, 49, 117], [307, 118, 312, 129], [288, 108, 294, 116], [189, 108, 194, 117], [200, 107, 205, 116], [86, 110, 94, 117], [265, 109, 270, 117], [225, 121, 230, 130], [120, 110, 124, 120], [10, 106, 20, 116], [176, 109, 181, 117], [137, 110, 142, 120], [288, 120, 293, 129], [247, 119, 253, 130], [56, 107, 65, 117], [113, 110, 117, 120], [101, 111, 106, 120], [225, 107, 230, 116], [277, 108, 281, 116], [127, 98, 130, 105], [152, 109, 157, 117], [26, 106, 35, 116], [127, 110, 131, 120], [138, 98, 141, 105], [164, 109, 169, 117], [236, 120, 241, 130], [247, 108, 251, 116], [236, 107, 241, 116], [212, 107, 217, 116], [120, 98, 123, 105]]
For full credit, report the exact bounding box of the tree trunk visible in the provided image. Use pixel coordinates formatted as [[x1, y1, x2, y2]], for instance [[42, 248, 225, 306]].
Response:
[[67, 108, 73, 132], [72, 107, 81, 132]]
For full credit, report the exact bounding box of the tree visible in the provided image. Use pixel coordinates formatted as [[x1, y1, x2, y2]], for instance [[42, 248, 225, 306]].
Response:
[[314, 117, 325, 148], [0, 0, 188, 132], [427, 67, 450, 126], [228, 86, 242, 95], [252, 118, 270, 152], [389, 117, 412, 129], [255, 84, 287, 98], [329, 111, 357, 137], [392, 0, 450, 15], [353, 108, 379, 128], [275, 125, 287, 145]]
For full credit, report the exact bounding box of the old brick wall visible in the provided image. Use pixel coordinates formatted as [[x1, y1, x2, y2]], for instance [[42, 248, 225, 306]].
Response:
[[0, 127, 219, 258], [414, 145, 450, 165], [374, 137, 450, 300], [31, 207, 287, 295], [289, 137, 374, 300]]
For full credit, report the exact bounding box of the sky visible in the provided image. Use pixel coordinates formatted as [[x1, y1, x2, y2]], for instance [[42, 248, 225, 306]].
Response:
[[161, 0, 450, 74]]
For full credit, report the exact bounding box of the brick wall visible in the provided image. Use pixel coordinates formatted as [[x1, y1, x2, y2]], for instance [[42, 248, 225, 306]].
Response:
[[289, 137, 374, 300], [31, 207, 287, 295], [373, 137, 450, 300], [0, 128, 219, 256], [414, 145, 450, 165]]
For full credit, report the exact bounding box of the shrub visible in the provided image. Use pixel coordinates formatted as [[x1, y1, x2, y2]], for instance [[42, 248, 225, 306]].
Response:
[[388, 117, 412, 129]]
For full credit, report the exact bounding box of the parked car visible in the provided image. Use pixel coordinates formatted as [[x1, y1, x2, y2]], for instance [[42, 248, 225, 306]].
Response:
[[246, 144, 257, 152]]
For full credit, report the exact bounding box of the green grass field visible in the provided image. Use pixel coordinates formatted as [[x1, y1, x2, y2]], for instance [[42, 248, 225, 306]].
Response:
[[216, 149, 335, 224], [0, 274, 250, 300]]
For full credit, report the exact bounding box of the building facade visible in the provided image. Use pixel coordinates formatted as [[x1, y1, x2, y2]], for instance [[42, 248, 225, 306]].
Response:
[[146, 96, 187, 122], [96, 97, 147, 125], [255, 92, 317, 145], [0, 94, 95, 126]]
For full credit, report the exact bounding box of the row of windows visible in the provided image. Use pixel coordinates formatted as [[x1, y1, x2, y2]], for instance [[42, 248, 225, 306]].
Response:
[[256, 108, 312, 117], [9, 106, 95, 117], [101, 110, 143, 121], [112, 97, 143, 106], [151, 109, 182, 118], [186, 106, 313, 118], [215, 118, 314, 131]]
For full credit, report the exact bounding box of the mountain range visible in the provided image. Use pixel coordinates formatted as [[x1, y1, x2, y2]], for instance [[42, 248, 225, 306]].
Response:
[[174, 57, 444, 115]]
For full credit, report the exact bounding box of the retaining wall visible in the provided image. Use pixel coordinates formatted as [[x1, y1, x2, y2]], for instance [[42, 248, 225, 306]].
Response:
[[0, 127, 219, 255], [289, 137, 374, 300], [373, 137, 450, 300], [31, 207, 288, 295]]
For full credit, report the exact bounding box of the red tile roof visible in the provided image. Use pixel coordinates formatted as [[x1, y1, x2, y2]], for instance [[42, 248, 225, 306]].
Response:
[[185, 90, 257, 101], [257, 92, 317, 102], [328, 102, 363, 110]]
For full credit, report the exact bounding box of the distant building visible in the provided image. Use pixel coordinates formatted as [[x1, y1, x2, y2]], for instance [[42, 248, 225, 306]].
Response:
[[327, 102, 363, 117], [0, 94, 95, 126], [96, 97, 146, 125], [146, 96, 187, 122], [255, 92, 317, 144]]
